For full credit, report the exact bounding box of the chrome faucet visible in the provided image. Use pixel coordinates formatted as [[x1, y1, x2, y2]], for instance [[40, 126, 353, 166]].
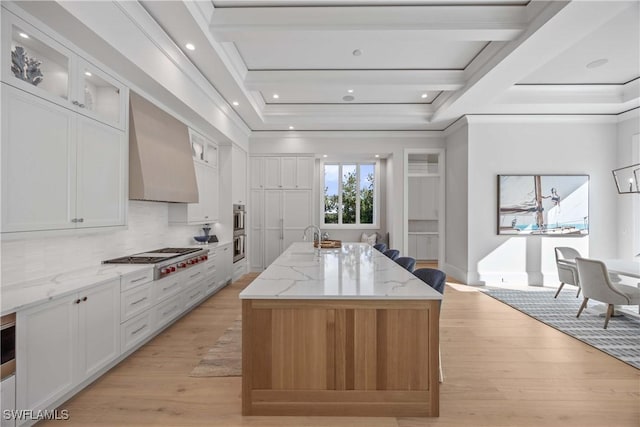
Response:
[[302, 225, 321, 244]]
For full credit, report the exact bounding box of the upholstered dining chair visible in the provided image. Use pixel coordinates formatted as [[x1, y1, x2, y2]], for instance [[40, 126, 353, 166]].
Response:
[[395, 256, 416, 273], [575, 257, 640, 329], [413, 267, 447, 382], [554, 247, 581, 298], [373, 243, 387, 253], [383, 249, 400, 261]]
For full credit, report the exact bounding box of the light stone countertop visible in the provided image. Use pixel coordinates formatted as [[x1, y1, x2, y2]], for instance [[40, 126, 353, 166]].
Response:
[[240, 242, 443, 300], [1, 264, 153, 315]]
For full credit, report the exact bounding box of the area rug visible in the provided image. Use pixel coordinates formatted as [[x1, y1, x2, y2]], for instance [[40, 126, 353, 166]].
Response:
[[484, 289, 640, 369], [190, 318, 242, 377]]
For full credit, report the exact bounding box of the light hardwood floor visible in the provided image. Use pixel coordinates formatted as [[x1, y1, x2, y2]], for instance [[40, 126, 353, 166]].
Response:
[[40, 273, 639, 426]]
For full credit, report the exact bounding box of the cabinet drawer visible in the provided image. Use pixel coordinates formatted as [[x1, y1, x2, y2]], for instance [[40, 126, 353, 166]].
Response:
[[121, 270, 153, 292], [205, 273, 219, 295], [233, 261, 246, 278], [203, 258, 217, 275], [120, 310, 154, 353], [120, 282, 153, 323], [184, 281, 205, 309], [153, 275, 182, 304], [153, 294, 182, 330], [184, 266, 205, 289]]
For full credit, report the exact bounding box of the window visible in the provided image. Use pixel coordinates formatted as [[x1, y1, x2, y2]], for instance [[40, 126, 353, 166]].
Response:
[[322, 162, 378, 227]]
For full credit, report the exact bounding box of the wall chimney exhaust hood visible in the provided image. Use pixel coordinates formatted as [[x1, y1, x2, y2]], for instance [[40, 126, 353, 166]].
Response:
[[129, 92, 198, 203]]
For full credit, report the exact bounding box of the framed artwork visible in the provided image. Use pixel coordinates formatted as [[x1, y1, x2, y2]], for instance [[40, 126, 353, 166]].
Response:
[[497, 175, 589, 236]]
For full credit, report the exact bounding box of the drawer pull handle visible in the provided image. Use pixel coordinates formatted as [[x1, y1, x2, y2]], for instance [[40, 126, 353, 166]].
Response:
[[163, 282, 179, 292], [131, 297, 147, 305], [74, 299, 81, 304], [190, 272, 202, 279], [82, 296, 88, 302], [162, 307, 177, 317], [131, 276, 148, 283], [132, 325, 147, 335]]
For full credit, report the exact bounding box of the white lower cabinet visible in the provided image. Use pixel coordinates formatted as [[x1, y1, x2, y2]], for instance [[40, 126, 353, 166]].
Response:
[[218, 243, 233, 286], [1, 375, 16, 427], [16, 279, 119, 424]]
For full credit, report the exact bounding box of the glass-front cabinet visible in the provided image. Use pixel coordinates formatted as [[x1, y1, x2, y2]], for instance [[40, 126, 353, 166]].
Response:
[[2, 12, 127, 129]]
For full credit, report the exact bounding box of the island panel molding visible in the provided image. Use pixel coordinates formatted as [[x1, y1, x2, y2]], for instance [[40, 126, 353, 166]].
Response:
[[242, 299, 439, 417]]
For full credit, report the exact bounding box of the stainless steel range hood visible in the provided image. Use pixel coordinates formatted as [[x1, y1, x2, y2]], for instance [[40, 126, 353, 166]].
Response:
[[129, 92, 198, 203]]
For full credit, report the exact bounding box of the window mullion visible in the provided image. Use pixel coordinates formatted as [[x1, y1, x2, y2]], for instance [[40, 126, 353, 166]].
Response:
[[355, 163, 361, 225], [338, 164, 343, 225]]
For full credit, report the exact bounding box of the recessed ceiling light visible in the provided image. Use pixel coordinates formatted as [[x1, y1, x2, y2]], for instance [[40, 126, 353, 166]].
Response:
[[19, 32, 29, 39], [272, 94, 279, 99], [342, 95, 355, 102], [421, 93, 428, 99], [232, 101, 239, 106], [375, 154, 380, 158], [586, 58, 608, 69], [352, 49, 362, 56], [323, 154, 328, 158], [288, 126, 294, 130], [84, 71, 92, 77], [347, 89, 354, 93], [185, 43, 195, 51]]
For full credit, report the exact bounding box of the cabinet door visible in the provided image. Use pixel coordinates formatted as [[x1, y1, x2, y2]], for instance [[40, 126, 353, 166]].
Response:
[[283, 190, 312, 250], [264, 157, 281, 188], [426, 177, 439, 220], [201, 164, 219, 223], [76, 58, 127, 130], [250, 157, 264, 189], [428, 235, 439, 261], [249, 189, 264, 270], [264, 190, 283, 266], [76, 279, 120, 380], [2, 85, 75, 232], [17, 294, 77, 417], [232, 145, 247, 205], [281, 157, 297, 189], [3, 14, 72, 108], [219, 244, 233, 285], [75, 116, 126, 228], [296, 157, 314, 189]]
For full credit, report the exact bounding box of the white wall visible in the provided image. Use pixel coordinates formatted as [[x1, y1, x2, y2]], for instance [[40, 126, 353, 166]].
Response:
[[615, 112, 640, 258], [464, 116, 618, 285], [249, 131, 445, 251], [1, 201, 210, 287], [443, 122, 470, 282]]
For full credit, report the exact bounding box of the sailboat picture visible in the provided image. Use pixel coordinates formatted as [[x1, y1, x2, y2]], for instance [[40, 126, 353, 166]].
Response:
[[497, 175, 589, 236]]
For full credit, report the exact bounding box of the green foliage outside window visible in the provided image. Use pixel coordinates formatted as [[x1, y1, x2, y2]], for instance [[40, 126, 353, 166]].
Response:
[[324, 163, 375, 225]]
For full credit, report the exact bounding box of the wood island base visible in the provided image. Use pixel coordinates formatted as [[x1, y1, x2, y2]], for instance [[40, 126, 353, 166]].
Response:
[[242, 299, 440, 417]]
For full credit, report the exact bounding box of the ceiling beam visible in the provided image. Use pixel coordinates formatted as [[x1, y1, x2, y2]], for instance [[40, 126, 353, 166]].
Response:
[[210, 5, 527, 42], [245, 70, 465, 91], [431, 0, 635, 122]]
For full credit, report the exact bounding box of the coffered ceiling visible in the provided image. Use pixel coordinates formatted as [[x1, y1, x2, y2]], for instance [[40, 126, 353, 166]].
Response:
[[20, 0, 640, 133]]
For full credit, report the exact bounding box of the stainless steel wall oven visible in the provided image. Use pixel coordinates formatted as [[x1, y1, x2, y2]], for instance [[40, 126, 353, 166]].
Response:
[[233, 204, 246, 263]]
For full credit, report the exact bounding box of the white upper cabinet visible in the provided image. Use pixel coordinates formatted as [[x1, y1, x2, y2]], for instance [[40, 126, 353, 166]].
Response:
[[169, 129, 219, 225], [295, 157, 314, 189], [1, 84, 126, 232], [2, 13, 127, 130], [232, 145, 247, 205], [264, 157, 282, 188], [255, 156, 314, 190]]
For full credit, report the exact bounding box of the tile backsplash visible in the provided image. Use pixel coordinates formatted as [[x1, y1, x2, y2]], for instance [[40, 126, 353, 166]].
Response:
[[1, 201, 220, 286]]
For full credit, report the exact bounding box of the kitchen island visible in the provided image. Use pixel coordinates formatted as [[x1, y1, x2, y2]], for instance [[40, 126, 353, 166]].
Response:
[[239, 242, 442, 417]]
